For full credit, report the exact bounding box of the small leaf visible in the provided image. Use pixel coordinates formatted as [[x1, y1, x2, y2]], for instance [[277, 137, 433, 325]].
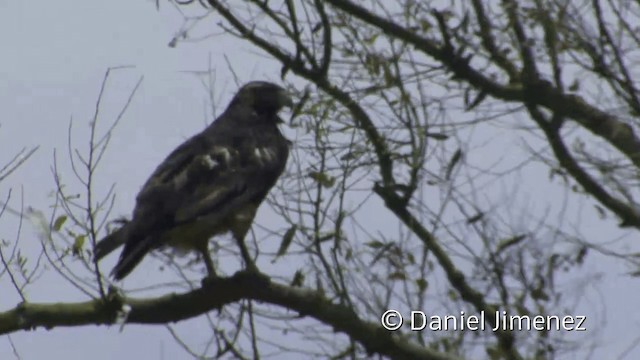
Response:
[[419, 18, 432, 31], [369, 242, 394, 266], [576, 246, 588, 265], [365, 240, 385, 249], [495, 235, 527, 254], [345, 248, 353, 260], [628, 270, 640, 277], [388, 271, 406, 281], [568, 79, 580, 91], [465, 90, 488, 111], [365, 33, 379, 45], [531, 287, 549, 301], [53, 215, 67, 232], [308, 171, 336, 188], [445, 149, 463, 180], [280, 59, 292, 79], [340, 150, 363, 161], [593, 205, 606, 219], [466, 212, 484, 224], [416, 278, 428, 292], [72, 235, 86, 256], [406, 252, 415, 264], [383, 65, 394, 85], [290, 270, 305, 287], [425, 132, 449, 141], [274, 225, 297, 259], [290, 87, 310, 121]]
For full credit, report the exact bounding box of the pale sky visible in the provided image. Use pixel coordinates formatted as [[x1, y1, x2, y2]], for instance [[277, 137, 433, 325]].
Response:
[[0, 2, 291, 359], [1, 1, 639, 359]]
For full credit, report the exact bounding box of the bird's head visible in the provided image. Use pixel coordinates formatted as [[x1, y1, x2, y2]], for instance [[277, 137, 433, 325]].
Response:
[[230, 81, 293, 119]]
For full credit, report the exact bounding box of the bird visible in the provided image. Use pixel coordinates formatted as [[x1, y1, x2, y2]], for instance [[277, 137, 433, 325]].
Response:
[[94, 81, 292, 280]]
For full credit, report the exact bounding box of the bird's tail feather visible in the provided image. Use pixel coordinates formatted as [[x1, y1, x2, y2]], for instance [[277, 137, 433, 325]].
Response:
[[94, 227, 126, 261], [110, 236, 155, 280]]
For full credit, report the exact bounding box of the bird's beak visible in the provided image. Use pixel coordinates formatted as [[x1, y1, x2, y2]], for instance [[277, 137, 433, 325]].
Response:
[[278, 89, 294, 108]]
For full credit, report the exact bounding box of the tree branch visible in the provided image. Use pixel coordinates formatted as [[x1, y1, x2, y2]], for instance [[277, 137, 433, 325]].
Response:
[[0, 271, 460, 360], [372, 184, 522, 360], [323, 0, 640, 172], [206, 0, 395, 187]]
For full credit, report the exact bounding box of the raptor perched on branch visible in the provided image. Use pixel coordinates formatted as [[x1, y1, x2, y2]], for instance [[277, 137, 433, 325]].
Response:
[[94, 81, 292, 280]]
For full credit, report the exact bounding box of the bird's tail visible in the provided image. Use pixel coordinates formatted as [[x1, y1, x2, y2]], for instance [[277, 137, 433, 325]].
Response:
[[94, 225, 128, 261], [110, 235, 156, 280]]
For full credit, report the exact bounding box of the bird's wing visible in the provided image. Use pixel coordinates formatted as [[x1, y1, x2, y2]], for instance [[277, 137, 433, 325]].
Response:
[[172, 134, 288, 224], [92, 135, 208, 262], [136, 125, 288, 229], [109, 122, 289, 279]]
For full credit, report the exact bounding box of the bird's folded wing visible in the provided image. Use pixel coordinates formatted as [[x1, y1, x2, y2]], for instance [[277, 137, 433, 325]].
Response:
[[134, 133, 211, 207], [174, 175, 251, 224], [131, 129, 286, 233]]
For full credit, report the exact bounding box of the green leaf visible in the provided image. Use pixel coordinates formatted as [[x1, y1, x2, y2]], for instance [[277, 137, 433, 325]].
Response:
[[370, 242, 394, 266], [445, 149, 463, 180], [275, 225, 297, 259], [531, 287, 549, 301], [290, 270, 305, 287], [53, 215, 67, 232], [406, 252, 415, 264], [345, 248, 353, 261], [426, 132, 449, 141], [629, 270, 640, 277], [308, 171, 336, 188], [365, 54, 381, 76], [72, 234, 85, 256], [593, 204, 606, 219], [576, 246, 588, 265], [383, 65, 394, 85], [495, 234, 526, 254], [340, 150, 360, 161], [419, 18, 432, 31], [416, 278, 428, 292], [465, 90, 488, 111], [364, 33, 379, 45], [388, 271, 406, 281], [466, 212, 484, 224], [365, 240, 385, 249], [568, 79, 580, 91]]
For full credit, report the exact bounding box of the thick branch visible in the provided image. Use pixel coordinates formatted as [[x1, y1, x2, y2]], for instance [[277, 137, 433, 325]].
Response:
[[470, 0, 518, 79], [202, 2, 520, 358], [323, 0, 640, 172], [526, 105, 640, 227], [0, 271, 459, 360], [206, 0, 395, 186], [373, 184, 521, 360]]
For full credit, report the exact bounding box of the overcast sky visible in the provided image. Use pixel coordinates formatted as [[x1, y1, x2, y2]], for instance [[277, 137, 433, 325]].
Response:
[[0, 1, 290, 359], [1, 1, 639, 359]]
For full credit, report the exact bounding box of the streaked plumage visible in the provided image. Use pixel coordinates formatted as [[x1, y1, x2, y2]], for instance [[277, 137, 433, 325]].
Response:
[[94, 81, 292, 280]]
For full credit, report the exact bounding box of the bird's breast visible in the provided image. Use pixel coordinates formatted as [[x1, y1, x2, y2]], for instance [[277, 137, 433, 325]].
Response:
[[160, 204, 258, 252]]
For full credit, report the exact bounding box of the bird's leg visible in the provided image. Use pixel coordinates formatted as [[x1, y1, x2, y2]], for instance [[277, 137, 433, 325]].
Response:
[[196, 241, 217, 279], [234, 235, 259, 273], [203, 251, 216, 278]]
